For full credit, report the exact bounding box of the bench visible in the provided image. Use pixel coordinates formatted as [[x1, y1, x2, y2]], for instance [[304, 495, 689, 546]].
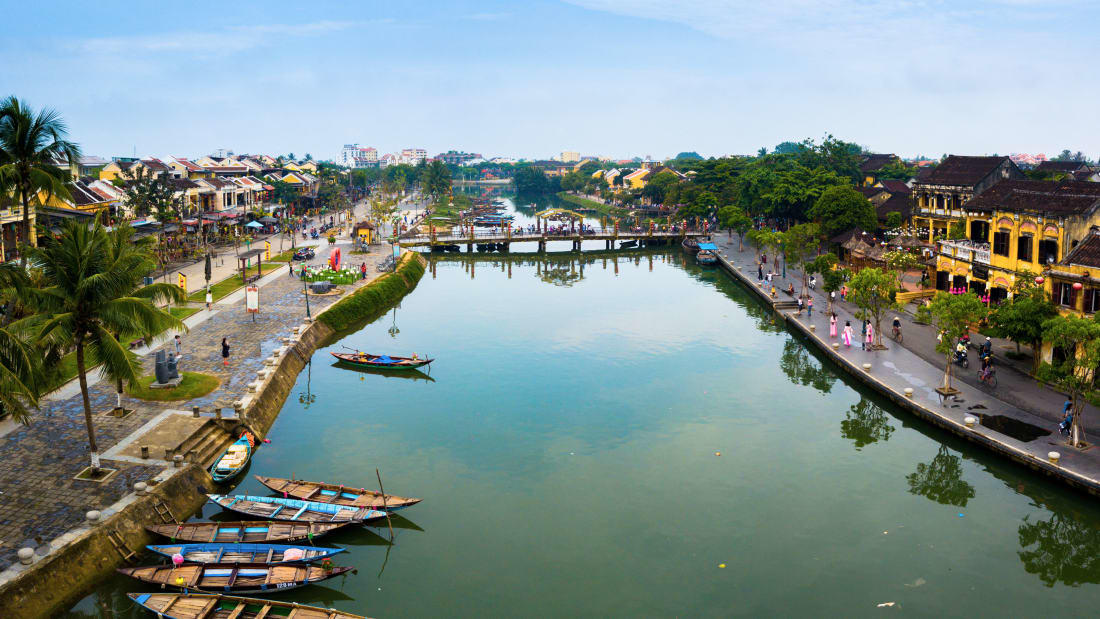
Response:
[[128, 338, 145, 350]]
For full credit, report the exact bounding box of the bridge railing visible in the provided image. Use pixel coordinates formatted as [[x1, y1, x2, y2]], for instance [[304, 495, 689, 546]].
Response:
[[402, 226, 707, 243]]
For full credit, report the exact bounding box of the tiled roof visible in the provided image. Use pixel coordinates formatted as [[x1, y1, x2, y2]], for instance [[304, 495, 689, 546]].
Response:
[[173, 158, 204, 172], [1062, 232, 1100, 268], [877, 179, 911, 194], [860, 153, 897, 173], [169, 179, 200, 190], [1036, 160, 1088, 173], [68, 180, 111, 207], [141, 158, 170, 172], [920, 155, 1012, 187], [859, 187, 886, 199], [876, 193, 913, 221], [206, 166, 248, 173], [964, 180, 1100, 216]]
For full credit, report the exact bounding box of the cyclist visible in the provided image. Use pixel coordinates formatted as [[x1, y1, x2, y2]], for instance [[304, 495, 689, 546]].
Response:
[[979, 351, 994, 383], [892, 316, 902, 340]]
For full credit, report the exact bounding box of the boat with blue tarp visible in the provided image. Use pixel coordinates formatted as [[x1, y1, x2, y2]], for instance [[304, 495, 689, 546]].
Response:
[[331, 351, 432, 370], [696, 242, 718, 265], [147, 542, 344, 564], [207, 494, 389, 523]]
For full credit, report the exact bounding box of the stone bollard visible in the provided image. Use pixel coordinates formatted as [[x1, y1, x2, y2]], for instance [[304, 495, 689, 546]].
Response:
[[164, 448, 173, 461], [134, 482, 147, 496], [904, 388, 914, 398], [173, 454, 184, 468], [964, 416, 977, 428], [187, 450, 197, 464], [192, 406, 200, 418], [215, 409, 223, 420], [832, 343, 839, 350], [18, 548, 34, 565], [1048, 451, 1061, 464], [292, 326, 300, 334], [86, 510, 101, 524], [234, 400, 245, 414], [862, 363, 872, 372], [141, 445, 149, 459], [809, 324, 816, 332]]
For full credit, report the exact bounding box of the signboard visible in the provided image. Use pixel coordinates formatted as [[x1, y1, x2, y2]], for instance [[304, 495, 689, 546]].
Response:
[[245, 285, 259, 313], [392, 244, 401, 261], [177, 272, 187, 291], [264, 241, 271, 261]]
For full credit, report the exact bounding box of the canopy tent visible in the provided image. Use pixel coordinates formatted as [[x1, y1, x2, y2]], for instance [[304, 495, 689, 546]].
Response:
[[245, 220, 263, 229], [259, 216, 278, 224], [697, 242, 718, 251]]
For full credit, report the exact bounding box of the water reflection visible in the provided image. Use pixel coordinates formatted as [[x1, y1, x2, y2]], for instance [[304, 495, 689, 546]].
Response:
[[537, 261, 584, 287], [839, 397, 895, 449], [780, 338, 836, 394], [1017, 510, 1100, 587], [905, 445, 975, 507]]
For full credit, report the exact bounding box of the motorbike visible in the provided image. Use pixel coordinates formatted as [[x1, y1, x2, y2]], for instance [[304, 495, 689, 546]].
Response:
[[953, 349, 969, 369]]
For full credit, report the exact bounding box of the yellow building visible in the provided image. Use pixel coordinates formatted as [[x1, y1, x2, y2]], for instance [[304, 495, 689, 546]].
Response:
[[297, 161, 318, 173], [623, 168, 650, 190], [859, 153, 900, 186], [931, 180, 1100, 305], [99, 159, 139, 182], [911, 155, 1024, 243], [0, 203, 33, 262]]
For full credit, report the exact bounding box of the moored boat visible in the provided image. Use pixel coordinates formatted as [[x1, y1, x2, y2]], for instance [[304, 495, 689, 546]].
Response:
[[331, 351, 433, 370], [696, 242, 718, 265], [255, 475, 422, 510], [118, 561, 352, 594], [208, 494, 388, 523], [146, 520, 351, 543], [682, 237, 700, 255], [210, 431, 255, 483], [127, 592, 369, 619], [147, 542, 344, 564]]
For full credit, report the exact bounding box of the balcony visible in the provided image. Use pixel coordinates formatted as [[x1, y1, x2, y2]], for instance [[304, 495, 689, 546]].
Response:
[[938, 239, 990, 264]]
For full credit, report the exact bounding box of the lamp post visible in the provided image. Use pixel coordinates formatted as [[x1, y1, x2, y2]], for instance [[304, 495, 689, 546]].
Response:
[[303, 277, 311, 319]]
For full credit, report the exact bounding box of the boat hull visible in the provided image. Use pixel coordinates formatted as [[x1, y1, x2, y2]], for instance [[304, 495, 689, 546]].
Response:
[[331, 351, 432, 371], [208, 494, 389, 524], [147, 542, 345, 564], [255, 475, 422, 510], [146, 520, 351, 543], [127, 592, 369, 619], [210, 432, 254, 483], [118, 562, 353, 594]]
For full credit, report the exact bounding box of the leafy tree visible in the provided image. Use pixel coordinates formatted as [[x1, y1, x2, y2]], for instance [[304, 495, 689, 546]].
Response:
[[674, 151, 703, 160], [927, 291, 987, 391], [271, 179, 299, 213], [781, 222, 821, 297], [746, 228, 781, 264], [0, 96, 81, 267], [987, 283, 1058, 370], [123, 168, 184, 279], [885, 211, 903, 230], [906, 445, 975, 507], [807, 185, 876, 238], [846, 267, 903, 348], [642, 170, 681, 205], [0, 263, 40, 422], [421, 159, 452, 200], [762, 164, 847, 222], [718, 205, 752, 250], [17, 217, 184, 472], [1041, 313, 1100, 447], [822, 265, 848, 314], [679, 190, 717, 222], [513, 166, 549, 195], [948, 220, 968, 240], [876, 160, 918, 181]]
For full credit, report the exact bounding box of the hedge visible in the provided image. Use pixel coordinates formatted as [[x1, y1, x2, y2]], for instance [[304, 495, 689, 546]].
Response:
[[317, 252, 427, 332]]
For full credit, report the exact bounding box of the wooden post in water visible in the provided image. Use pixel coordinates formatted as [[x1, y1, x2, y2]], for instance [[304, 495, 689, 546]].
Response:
[[376, 468, 395, 539]]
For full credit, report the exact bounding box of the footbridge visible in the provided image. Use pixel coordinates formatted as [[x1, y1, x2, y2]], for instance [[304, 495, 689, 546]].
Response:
[[398, 226, 707, 252]]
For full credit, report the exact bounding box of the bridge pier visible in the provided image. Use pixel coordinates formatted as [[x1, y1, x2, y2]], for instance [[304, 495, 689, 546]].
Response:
[[538, 240, 546, 253], [501, 243, 510, 252], [467, 243, 473, 253]]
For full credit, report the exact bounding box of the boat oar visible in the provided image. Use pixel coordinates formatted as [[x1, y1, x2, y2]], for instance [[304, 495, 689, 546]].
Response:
[[376, 468, 395, 540]]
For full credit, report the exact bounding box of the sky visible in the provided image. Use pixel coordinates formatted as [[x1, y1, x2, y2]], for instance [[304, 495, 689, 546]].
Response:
[[2, 0, 1098, 161]]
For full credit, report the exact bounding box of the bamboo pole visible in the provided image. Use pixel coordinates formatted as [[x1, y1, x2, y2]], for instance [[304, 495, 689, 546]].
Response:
[[376, 468, 395, 539]]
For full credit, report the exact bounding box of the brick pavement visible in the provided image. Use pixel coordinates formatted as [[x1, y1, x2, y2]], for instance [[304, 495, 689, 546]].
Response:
[[0, 216, 391, 569]]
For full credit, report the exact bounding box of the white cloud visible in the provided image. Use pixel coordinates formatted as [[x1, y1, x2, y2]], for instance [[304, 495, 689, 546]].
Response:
[[75, 20, 369, 56]]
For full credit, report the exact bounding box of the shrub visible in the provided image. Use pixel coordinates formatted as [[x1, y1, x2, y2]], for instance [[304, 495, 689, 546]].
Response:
[[317, 252, 426, 332]]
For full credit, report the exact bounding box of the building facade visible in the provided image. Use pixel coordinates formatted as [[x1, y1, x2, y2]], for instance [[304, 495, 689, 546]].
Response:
[[911, 155, 1024, 242]]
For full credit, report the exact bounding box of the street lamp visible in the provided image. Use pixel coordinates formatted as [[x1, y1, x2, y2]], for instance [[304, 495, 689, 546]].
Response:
[[303, 277, 311, 319]]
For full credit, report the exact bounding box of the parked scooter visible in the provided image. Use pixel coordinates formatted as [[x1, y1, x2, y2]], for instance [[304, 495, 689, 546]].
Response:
[[954, 348, 969, 369]]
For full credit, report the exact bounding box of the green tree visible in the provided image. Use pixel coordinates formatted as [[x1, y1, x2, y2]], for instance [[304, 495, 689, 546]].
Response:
[[514, 166, 549, 195], [906, 445, 975, 507], [123, 168, 184, 280], [876, 160, 918, 182], [822, 265, 849, 314], [0, 96, 81, 267], [948, 220, 968, 240], [718, 205, 752, 250], [421, 159, 452, 200], [18, 218, 184, 472], [807, 185, 876, 238], [781, 222, 822, 298], [746, 228, 781, 265], [846, 267, 903, 349], [1041, 313, 1100, 447], [987, 283, 1058, 370], [885, 211, 903, 230], [927, 291, 988, 391], [0, 262, 40, 422]]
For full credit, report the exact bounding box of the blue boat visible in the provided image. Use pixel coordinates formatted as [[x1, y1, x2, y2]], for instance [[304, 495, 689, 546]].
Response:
[[147, 542, 345, 564], [208, 494, 388, 523], [696, 242, 718, 265], [210, 431, 255, 483]]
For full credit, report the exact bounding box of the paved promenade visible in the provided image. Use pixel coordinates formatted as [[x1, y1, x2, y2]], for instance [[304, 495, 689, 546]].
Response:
[[0, 205, 389, 569], [710, 233, 1100, 493]]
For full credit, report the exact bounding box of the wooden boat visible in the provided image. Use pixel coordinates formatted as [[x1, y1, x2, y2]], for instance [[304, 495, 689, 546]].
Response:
[[619, 240, 638, 248], [208, 494, 388, 524], [147, 542, 344, 564], [127, 592, 369, 619], [331, 351, 433, 370], [682, 237, 700, 255], [696, 242, 718, 265], [118, 561, 352, 594], [255, 475, 422, 510], [146, 521, 351, 543], [210, 431, 255, 483]]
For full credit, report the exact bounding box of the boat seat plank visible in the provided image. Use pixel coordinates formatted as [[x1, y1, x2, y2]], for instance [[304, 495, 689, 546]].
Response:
[[194, 597, 219, 619], [292, 505, 308, 520], [254, 604, 273, 619], [265, 548, 275, 563], [224, 603, 247, 619], [226, 564, 241, 587]]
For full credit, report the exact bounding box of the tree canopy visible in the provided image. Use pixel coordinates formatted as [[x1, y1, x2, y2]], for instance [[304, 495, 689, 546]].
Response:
[[808, 185, 876, 238]]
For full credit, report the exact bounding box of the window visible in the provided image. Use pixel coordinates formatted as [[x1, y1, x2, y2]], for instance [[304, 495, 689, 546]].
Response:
[[1016, 235, 1033, 263], [1053, 281, 1077, 308], [970, 220, 990, 242], [1085, 288, 1099, 314], [993, 231, 1010, 256], [936, 271, 949, 290], [973, 264, 989, 281]]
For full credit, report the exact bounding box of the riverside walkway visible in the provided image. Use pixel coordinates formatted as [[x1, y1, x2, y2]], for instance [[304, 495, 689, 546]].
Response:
[[709, 233, 1100, 496], [0, 208, 389, 570]]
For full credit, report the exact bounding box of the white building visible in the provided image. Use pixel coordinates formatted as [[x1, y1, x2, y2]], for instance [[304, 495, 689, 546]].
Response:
[[339, 144, 379, 168], [560, 151, 581, 163], [399, 148, 427, 166]]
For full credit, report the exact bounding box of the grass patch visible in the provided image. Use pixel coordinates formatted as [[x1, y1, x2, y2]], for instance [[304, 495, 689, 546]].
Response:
[[187, 263, 284, 302], [318, 252, 426, 332], [170, 306, 201, 321], [126, 371, 220, 402], [268, 249, 297, 262]]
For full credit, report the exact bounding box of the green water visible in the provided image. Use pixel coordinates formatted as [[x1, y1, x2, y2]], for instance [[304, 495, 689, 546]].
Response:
[[68, 251, 1100, 618]]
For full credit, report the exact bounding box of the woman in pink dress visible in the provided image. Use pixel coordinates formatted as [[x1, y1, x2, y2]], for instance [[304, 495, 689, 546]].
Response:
[[866, 322, 874, 348], [842, 321, 853, 347], [829, 313, 837, 337]]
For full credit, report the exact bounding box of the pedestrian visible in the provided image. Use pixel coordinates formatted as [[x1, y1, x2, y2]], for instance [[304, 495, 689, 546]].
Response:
[[173, 334, 182, 357], [205, 289, 212, 310], [841, 285, 848, 302], [866, 321, 874, 349], [830, 290, 835, 306], [842, 321, 853, 348], [758, 264, 763, 281], [829, 313, 837, 337], [797, 297, 804, 315], [360, 262, 367, 280], [807, 296, 813, 317], [1059, 400, 1073, 436], [861, 320, 868, 350], [288, 263, 294, 278], [221, 337, 230, 367]]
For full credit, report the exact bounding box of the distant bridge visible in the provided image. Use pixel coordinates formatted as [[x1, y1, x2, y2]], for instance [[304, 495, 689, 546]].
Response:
[[398, 226, 707, 252]]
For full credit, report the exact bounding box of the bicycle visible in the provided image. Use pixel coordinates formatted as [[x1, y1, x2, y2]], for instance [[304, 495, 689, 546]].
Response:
[[977, 367, 998, 389], [891, 325, 903, 343]]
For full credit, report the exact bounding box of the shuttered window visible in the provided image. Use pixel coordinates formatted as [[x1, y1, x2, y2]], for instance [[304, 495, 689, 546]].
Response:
[[993, 231, 1010, 256], [1016, 235, 1033, 263]]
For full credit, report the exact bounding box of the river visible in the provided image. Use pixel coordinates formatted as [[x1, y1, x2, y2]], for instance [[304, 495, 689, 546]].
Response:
[[66, 208, 1100, 617]]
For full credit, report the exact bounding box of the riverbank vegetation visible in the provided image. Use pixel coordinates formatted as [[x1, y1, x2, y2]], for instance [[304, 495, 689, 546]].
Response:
[[317, 252, 427, 332]]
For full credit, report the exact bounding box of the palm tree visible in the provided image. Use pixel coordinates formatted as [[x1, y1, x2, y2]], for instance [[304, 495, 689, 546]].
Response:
[[0, 96, 81, 267], [18, 217, 184, 472], [0, 262, 40, 422]]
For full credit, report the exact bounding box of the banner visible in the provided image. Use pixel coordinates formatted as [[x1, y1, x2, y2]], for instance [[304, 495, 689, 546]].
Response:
[[177, 272, 187, 291], [245, 285, 259, 313], [264, 240, 271, 261]]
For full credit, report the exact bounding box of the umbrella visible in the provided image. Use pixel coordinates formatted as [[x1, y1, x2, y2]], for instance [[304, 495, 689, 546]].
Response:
[[259, 216, 278, 224], [246, 221, 263, 229]]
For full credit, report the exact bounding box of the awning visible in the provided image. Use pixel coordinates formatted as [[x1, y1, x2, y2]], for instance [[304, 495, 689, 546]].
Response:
[[697, 242, 717, 250], [259, 216, 278, 224], [245, 221, 264, 229], [182, 218, 199, 225]]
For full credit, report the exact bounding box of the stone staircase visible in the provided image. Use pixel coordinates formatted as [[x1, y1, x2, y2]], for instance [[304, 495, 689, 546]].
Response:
[[173, 419, 236, 468]]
